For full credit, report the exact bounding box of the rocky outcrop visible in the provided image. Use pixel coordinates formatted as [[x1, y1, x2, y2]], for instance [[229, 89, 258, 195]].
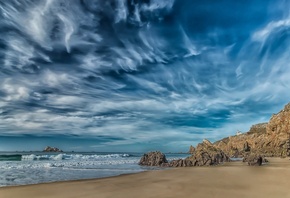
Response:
[[212, 103, 290, 158], [138, 151, 168, 166], [43, 146, 63, 152], [188, 145, 195, 154], [141, 103, 290, 168], [248, 123, 267, 134], [188, 139, 230, 165], [213, 123, 268, 157], [170, 139, 230, 167], [140, 140, 230, 168]]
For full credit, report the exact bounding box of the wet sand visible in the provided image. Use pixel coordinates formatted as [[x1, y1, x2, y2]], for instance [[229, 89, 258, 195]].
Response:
[[1, 158, 290, 198]]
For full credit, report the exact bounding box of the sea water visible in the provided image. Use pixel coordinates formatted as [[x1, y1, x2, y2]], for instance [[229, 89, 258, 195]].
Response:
[[0, 152, 189, 187]]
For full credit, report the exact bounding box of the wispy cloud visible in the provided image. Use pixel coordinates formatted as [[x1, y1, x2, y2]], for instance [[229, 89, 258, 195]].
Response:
[[0, 0, 290, 151]]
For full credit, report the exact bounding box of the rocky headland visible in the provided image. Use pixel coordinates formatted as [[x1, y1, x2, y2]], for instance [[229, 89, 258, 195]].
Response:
[[213, 103, 290, 158], [140, 103, 290, 167]]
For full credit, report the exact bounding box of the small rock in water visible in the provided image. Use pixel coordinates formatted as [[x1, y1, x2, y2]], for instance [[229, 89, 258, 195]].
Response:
[[43, 146, 63, 152]]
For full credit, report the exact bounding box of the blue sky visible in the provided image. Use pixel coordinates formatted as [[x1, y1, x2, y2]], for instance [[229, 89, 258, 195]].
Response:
[[0, 0, 290, 152]]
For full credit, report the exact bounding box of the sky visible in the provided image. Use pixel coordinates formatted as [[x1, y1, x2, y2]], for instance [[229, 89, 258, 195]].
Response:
[[0, 0, 290, 152]]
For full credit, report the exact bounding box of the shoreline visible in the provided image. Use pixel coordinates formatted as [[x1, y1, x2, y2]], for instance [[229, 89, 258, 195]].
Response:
[[0, 169, 152, 189], [0, 152, 189, 188], [0, 158, 234, 189], [1, 158, 290, 198]]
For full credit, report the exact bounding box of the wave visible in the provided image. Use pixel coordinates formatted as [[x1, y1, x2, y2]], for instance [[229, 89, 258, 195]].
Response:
[[21, 153, 131, 161], [0, 153, 131, 161], [0, 154, 22, 161]]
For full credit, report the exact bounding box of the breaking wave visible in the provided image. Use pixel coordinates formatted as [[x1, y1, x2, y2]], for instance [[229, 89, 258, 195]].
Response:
[[21, 153, 131, 161], [0, 153, 131, 161]]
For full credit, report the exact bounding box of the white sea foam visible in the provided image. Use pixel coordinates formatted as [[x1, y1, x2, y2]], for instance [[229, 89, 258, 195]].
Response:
[[20, 153, 131, 161], [0, 153, 187, 187]]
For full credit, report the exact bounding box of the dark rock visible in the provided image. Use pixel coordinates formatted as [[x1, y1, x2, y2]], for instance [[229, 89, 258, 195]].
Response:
[[243, 154, 267, 166], [138, 151, 168, 166], [43, 146, 63, 152], [243, 141, 251, 152], [170, 159, 193, 167]]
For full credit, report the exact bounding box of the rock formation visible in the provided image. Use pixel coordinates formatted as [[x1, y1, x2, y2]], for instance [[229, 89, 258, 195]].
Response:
[[188, 145, 195, 154], [141, 103, 290, 168], [170, 139, 230, 167], [169, 158, 193, 167], [247, 155, 263, 166], [139, 140, 230, 167], [43, 146, 63, 152], [138, 151, 168, 166], [212, 103, 290, 158]]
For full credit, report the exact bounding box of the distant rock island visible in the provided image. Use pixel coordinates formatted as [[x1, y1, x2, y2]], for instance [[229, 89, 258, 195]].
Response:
[[43, 146, 63, 152]]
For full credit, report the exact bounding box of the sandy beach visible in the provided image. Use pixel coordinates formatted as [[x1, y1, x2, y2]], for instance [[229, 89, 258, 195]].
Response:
[[1, 158, 290, 198]]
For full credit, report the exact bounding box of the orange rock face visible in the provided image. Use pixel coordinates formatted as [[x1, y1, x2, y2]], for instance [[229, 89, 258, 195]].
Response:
[[211, 103, 290, 157], [188, 145, 195, 154]]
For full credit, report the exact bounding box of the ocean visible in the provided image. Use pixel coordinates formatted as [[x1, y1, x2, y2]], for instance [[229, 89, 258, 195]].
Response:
[[0, 152, 189, 187]]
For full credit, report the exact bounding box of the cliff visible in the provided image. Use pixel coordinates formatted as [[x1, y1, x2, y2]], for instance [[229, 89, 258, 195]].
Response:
[[208, 103, 290, 157]]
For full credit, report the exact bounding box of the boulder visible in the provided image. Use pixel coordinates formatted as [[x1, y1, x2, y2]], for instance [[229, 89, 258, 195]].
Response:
[[243, 154, 268, 166], [138, 151, 168, 166]]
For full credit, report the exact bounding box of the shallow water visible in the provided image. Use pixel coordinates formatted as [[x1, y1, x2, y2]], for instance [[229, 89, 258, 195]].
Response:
[[0, 152, 189, 187]]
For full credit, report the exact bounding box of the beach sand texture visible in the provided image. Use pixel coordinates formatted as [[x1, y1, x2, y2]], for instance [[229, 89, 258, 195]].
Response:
[[1, 158, 290, 198]]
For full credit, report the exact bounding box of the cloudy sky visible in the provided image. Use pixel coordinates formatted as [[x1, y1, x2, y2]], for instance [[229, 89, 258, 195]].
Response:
[[0, 0, 290, 152]]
